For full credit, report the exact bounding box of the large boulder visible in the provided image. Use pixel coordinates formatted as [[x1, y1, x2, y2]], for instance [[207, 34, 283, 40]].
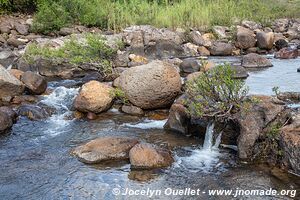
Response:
[[210, 42, 233, 56], [242, 53, 273, 68], [74, 81, 114, 113], [280, 114, 300, 174], [0, 65, 25, 100], [274, 48, 298, 59], [72, 137, 139, 164], [256, 31, 274, 50], [129, 143, 174, 169], [0, 112, 13, 134], [118, 61, 182, 109], [20, 71, 47, 95], [235, 27, 256, 49], [237, 96, 285, 159]]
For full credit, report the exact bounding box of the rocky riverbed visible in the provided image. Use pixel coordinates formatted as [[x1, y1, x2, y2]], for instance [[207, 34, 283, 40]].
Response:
[[0, 15, 300, 199]]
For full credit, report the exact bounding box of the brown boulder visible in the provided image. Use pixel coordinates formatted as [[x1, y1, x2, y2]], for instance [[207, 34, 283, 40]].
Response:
[[0, 112, 13, 134], [236, 27, 256, 49], [256, 31, 274, 50], [197, 46, 210, 56], [280, 115, 300, 174], [72, 137, 139, 164], [164, 103, 190, 135], [274, 48, 298, 59], [21, 72, 47, 95], [129, 143, 174, 169], [9, 69, 24, 80], [118, 61, 182, 109], [74, 81, 114, 113], [210, 42, 233, 56], [0, 106, 17, 122], [237, 96, 285, 159], [242, 53, 273, 68]]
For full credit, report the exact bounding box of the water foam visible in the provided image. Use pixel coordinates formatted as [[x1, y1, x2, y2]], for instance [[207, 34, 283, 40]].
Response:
[[124, 119, 167, 129]]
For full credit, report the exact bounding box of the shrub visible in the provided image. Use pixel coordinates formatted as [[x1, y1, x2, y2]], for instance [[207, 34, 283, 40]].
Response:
[[23, 34, 116, 75], [31, 1, 69, 34], [185, 64, 249, 120]]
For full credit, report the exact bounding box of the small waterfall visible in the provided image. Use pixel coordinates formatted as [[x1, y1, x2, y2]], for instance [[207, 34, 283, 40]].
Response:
[[40, 86, 79, 131], [178, 121, 223, 172]]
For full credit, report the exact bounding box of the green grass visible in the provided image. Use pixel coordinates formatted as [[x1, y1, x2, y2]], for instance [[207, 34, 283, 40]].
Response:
[[28, 0, 300, 33], [23, 33, 116, 75]]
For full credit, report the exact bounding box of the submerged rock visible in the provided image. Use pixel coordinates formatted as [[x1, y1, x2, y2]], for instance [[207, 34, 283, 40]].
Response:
[[0, 65, 25, 100], [129, 143, 174, 169], [72, 137, 139, 164], [242, 53, 273, 68], [74, 81, 114, 114], [21, 72, 47, 95], [118, 60, 182, 109]]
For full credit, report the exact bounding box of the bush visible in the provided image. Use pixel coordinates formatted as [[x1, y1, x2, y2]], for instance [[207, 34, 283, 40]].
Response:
[[185, 64, 249, 120], [23, 34, 116, 75], [0, 0, 39, 13], [31, 1, 69, 34]]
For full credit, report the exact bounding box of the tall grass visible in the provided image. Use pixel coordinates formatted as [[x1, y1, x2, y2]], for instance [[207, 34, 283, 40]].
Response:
[[30, 0, 300, 33]]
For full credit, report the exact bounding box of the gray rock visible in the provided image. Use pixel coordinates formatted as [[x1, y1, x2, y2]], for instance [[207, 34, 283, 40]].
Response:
[[21, 72, 47, 95], [242, 53, 273, 68], [18, 104, 50, 120], [0, 65, 25, 100], [210, 42, 233, 56]]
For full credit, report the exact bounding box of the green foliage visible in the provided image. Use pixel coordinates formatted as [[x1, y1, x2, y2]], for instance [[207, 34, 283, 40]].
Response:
[[185, 64, 249, 120], [0, 0, 39, 13], [26, 0, 300, 33], [31, 1, 69, 34], [23, 34, 115, 75], [272, 86, 280, 96], [267, 124, 281, 139], [111, 87, 129, 105]]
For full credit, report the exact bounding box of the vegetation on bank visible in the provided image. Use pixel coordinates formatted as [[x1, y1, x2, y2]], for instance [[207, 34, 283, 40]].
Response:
[[185, 64, 249, 120], [1, 0, 300, 33], [23, 34, 116, 75]]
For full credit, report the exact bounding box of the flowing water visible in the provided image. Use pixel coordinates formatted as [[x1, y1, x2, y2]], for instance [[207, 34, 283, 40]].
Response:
[[0, 57, 300, 200]]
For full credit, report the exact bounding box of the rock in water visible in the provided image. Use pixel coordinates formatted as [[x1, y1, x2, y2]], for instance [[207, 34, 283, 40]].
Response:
[[0, 65, 25, 100], [121, 105, 144, 116], [280, 115, 300, 174], [21, 71, 47, 95], [297, 68, 300, 73], [237, 95, 285, 159], [74, 81, 114, 114], [242, 53, 273, 68], [18, 105, 50, 120], [129, 143, 174, 169], [118, 61, 182, 109], [0, 106, 17, 122], [72, 137, 139, 164], [274, 48, 298, 59], [0, 112, 13, 134]]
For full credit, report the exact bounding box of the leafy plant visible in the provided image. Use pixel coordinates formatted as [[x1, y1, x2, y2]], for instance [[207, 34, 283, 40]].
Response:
[[23, 33, 115, 76], [185, 64, 249, 120], [111, 87, 129, 105]]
